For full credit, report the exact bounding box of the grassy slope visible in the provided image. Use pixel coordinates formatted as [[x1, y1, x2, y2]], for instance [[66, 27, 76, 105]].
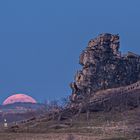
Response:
[[8, 106, 139, 140]]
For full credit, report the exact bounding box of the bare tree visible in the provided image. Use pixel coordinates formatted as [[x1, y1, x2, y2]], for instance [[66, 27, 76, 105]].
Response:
[[60, 96, 70, 109]]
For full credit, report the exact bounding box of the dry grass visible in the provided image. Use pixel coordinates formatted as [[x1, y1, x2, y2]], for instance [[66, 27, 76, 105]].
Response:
[[0, 133, 102, 140], [1, 107, 140, 140], [0, 133, 130, 140]]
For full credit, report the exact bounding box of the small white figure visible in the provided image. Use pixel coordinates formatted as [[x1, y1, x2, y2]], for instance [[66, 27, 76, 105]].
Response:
[[4, 119, 8, 128]]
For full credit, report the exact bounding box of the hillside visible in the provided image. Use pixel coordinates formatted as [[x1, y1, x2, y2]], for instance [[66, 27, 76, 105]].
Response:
[[4, 98, 140, 139]]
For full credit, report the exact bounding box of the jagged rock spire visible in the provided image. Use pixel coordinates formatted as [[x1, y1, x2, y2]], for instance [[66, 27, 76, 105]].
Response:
[[70, 33, 140, 103]]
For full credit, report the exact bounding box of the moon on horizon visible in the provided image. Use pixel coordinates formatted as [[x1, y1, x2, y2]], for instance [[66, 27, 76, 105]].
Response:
[[3, 94, 37, 105]]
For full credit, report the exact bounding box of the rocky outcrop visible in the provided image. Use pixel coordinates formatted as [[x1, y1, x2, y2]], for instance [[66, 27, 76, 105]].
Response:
[[70, 33, 140, 103]]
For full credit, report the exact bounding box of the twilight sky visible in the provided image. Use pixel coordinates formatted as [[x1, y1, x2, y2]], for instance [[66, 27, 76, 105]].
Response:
[[0, 0, 140, 104]]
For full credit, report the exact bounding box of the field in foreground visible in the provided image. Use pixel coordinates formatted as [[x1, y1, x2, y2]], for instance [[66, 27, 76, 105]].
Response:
[[0, 107, 139, 140], [0, 133, 131, 140]]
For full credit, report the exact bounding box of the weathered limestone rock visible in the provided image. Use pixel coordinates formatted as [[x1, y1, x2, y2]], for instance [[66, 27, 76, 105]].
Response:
[[70, 33, 140, 103]]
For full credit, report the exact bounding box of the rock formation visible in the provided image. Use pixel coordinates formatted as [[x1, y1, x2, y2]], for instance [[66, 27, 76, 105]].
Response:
[[70, 33, 140, 103]]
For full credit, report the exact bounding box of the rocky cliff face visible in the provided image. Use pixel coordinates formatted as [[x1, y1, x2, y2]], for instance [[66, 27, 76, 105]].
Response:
[[70, 33, 140, 103]]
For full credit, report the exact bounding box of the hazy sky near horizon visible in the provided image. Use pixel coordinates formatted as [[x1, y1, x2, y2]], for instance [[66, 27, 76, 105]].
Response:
[[0, 0, 140, 104]]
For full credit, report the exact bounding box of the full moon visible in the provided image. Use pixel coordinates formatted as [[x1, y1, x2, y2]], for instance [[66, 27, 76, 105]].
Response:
[[3, 94, 37, 105]]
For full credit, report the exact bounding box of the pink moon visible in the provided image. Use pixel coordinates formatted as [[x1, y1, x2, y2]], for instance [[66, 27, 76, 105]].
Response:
[[3, 94, 37, 105]]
